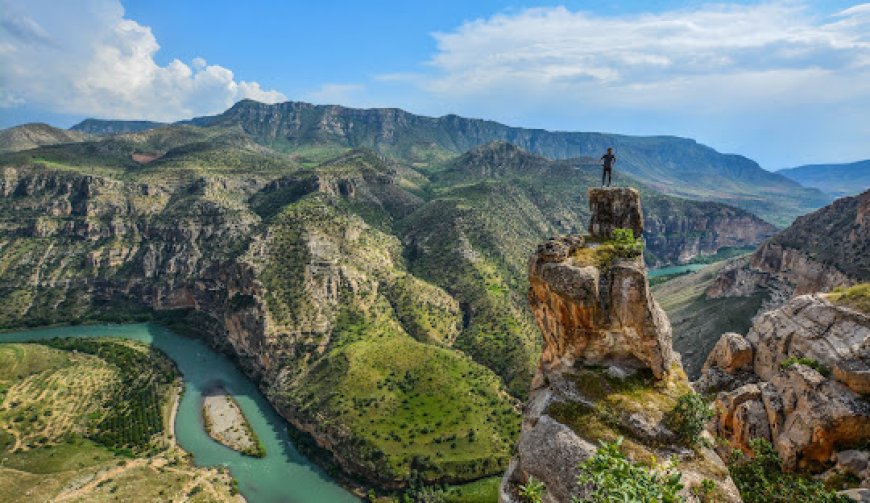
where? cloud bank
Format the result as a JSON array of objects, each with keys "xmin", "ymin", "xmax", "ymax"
[
  {"xmin": 377, "ymin": 2, "xmax": 870, "ymax": 167},
  {"xmin": 0, "ymin": 0, "xmax": 286, "ymax": 121},
  {"xmin": 424, "ymin": 3, "xmax": 870, "ymax": 113}
]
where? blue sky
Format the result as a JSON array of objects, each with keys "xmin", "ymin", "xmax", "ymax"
[{"xmin": 1, "ymin": 0, "xmax": 868, "ymax": 169}]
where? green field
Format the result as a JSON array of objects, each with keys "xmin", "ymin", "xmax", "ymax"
[{"xmin": 0, "ymin": 341, "xmax": 238, "ymax": 503}]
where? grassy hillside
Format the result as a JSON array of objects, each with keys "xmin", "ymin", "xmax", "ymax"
[
  {"xmin": 0, "ymin": 340, "xmax": 237, "ymax": 503},
  {"xmin": 257, "ymin": 193, "xmax": 519, "ymax": 484},
  {"xmin": 0, "ymin": 123, "xmax": 89, "ymax": 153}
]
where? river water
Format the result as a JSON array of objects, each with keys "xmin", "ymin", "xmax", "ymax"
[{"xmin": 0, "ymin": 323, "xmax": 358, "ymax": 503}]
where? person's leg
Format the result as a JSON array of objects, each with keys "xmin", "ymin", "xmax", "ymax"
[
  {"xmin": 606, "ymin": 169, "xmax": 612, "ymax": 186},
  {"xmin": 602, "ymin": 169, "xmax": 606, "ymax": 187}
]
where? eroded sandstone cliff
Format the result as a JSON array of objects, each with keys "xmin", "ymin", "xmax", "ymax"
[{"xmin": 501, "ymin": 187, "xmax": 740, "ymax": 503}]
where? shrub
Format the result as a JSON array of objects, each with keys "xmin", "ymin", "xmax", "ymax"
[
  {"xmin": 610, "ymin": 228, "xmax": 643, "ymax": 258},
  {"xmin": 518, "ymin": 476, "xmax": 546, "ymax": 503},
  {"xmin": 574, "ymin": 437, "xmax": 684, "ymax": 502},
  {"xmin": 779, "ymin": 356, "xmax": 829, "ymax": 376},
  {"xmin": 728, "ymin": 439, "xmax": 851, "ymax": 503},
  {"xmin": 690, "ymin": 479, "xmax": 716, "ymax": 502},
  {"xmin": 668, "ymin": 392, "xmax": 714, "ymax": 446}
]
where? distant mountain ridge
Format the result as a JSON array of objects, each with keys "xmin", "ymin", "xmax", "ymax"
[
  {"xmin": 70, "ymin": 99, "xmax": 830, "ymax": 226},
  {"xmin": 70, "ymin": 118, "xmax": 166, "ymax": 135},
  {"xmin": 777, "ymin": 159, "xmax": 870, "ymax": 198},
  {"xmin": 0, "ymin": 123, "xmax": 89, "ymax": 152}
]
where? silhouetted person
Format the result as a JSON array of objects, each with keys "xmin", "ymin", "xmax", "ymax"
[{"xmin": 601, "ymin": 147, "xmax": 616, "ymax": 187}]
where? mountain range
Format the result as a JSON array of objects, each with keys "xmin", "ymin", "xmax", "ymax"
[
  {"xmin": 7, "ymin": 99, "xmax": 831, "ymax": 226},
  {"xmin": 0, "ymin": 98, "xmax": 844, "ymax": 491},
  {"xmin": 777, "ymin": 159, "xmax": 870, "ymax": 198}
]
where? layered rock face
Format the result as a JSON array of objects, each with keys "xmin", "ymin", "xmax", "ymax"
[
  {"xmin": 643, "ymin": 198, "xmax": 777, "ymax": 266},
  {"xmin": 502, "ymin": 188, "xmax": 740, "ymax": 503},
  {"xmin": 709, "ymin": 189, "xmax": 870, "ymax": 303},
  {"xmin": 698, "ymin": 294, "xmax": 870, "ymax": 477}
]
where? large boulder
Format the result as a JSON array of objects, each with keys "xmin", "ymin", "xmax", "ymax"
[{"xmin": 748, "ymin": 294, "xmax": 870, "ymax": 393}]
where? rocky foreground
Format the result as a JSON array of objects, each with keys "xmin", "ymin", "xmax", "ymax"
[
  {"xmin": 697, "ymin": 291, "xmax": 870, "ymax": 498},
  {"xmin": 500, "ymin": 188, "xmax": 741, "ymax": 502}
]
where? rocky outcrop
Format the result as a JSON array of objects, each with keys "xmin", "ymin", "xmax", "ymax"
[
  {"xmin": 587, "ymin": 187, "xmax": 644, "ymax": 239},
  {"xmin": 709, "ymin": 189, "xmax": 870, "ymax": 303},
  {"xmin": 698, "ymin": 294, "xmax": 870, "ymax": 474},
  {"xmin": 502, "ymin": 188, "xmax": 740, "ymax": 503}
]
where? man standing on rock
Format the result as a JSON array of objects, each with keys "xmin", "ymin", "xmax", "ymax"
[{"xmin": 601, "ymin": 147, "xmax": 616, "ymax": 187}]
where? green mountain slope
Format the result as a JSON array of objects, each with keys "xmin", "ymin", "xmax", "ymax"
[
  {"xmin": 70, "ymin": 118, "xmax": 167, "ymax": 135},
  {"xmin": 777, "ymin": 159, "xmax": 870, "ymax": 198}
]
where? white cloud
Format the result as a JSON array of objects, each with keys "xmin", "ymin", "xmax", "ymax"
[
  {"xmin": 420, "ymin": 2, "xmax": 870, "ymax": 114},
  {"xmin": 0, "ymin": 0, "xmax": 286, "ymax": 121}
]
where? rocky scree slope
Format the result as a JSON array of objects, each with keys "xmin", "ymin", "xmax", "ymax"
[
  {"xmin": 696, "ymin": 291, "xmax": 870, "ymax": 495},
  {"xmin": 500, "ymin": 188, "xmax": 740, "ymax": 503}
]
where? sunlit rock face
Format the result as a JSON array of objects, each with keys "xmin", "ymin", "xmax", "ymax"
[
  {"xmin": 699, "ymin": 294, "xmax": 870, "ymax": 473},
  {"xmin": 501, "ymin": 188, "xmax": 741, "ymax": 503}
]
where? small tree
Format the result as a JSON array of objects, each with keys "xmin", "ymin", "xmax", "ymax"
[{"xmin": 611, "ymin": 228, "xmax": 643, "ymax": 257}]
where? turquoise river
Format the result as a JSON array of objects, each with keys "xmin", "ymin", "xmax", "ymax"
[{"xmin": 0, "ymin": 323, "xmax": 359, "ymax": 503}]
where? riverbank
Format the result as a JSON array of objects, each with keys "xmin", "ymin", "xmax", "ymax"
[
  {"xmin": 202, "ymin": 386, "xmax": 265, "ymax": 458},
  {"xmin": 0, "ymin": 339, "xmax": 241, "ymax": 503},
  {"xmin": 0, "ymin": 323, "xmax": 359, "ymax": 503}
]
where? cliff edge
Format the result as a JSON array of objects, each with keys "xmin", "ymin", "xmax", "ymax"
[{"xmin": 500, "ymin": 187, "xmax": 740, "ymax": 502}]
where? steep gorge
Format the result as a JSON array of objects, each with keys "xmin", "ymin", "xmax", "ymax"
[{"xmin": 0, "ymin": 118, "xmax": 783, "ymax": 492}]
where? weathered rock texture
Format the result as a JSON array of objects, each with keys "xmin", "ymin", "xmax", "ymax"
[
  {"xmin": 587, "ymin": 187, "xmax": 644, "ymax": 239},
  {"xmin": 698, "ymin": 294, "xmax": 870, "ymax": 473},
  {"xmin": 502, "ymin": 189, "xmax": 740, "ymax": 503}
]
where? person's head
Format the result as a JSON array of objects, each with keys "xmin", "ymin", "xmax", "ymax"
[{"xmin": 607, "ymin": 147, "xmax": 613, "ymax": 153}]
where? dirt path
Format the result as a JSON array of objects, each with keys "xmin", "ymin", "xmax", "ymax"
[{"xmin": 53, "ymin": 459, "xmax": 147, "ymax": 502}]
